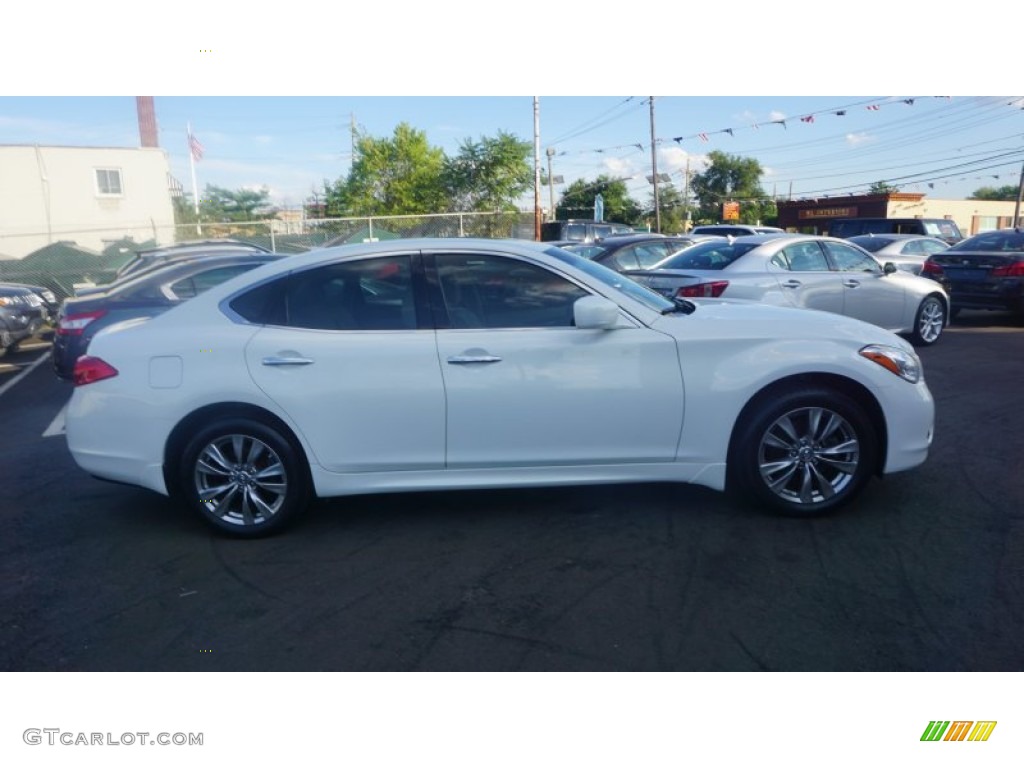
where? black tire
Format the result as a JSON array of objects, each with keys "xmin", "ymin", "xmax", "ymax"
[
  {"xmin": 729, "ymin": 387, "xmax": 878, "ymax": 517},
  {"xmin": 178, "ymin": 417, "xmax": 311, "ymax": 537},
  {"xmin": 909, "ymin": 294, "xmax": 945, "ymax": 346}
]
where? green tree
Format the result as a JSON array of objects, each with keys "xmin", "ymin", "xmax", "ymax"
[
  {"xmin": 443, "ymin": 131, "xmax": 533, "ymax": 212},
  {"xmin": 868, "ymin": 180, "xmax": 900, "ymax": 194},
  {"xmin": 326, "ymin": 123, "xmax": 446, "ymax": 216},
  {"xmin": 646, "ymin": 183, "xmax": 687, "ymax": 233},
  {"xmin": 690, "ymin": 151, "xmax": 771, "ymax": 224},
  {"xmin": 171, "ymin": 195, "xmax": 199, "ymax": 227},
  {"xmin": 199, "ymin": 185, "xmax": 274, "ymax": 222},
  {"xmin": 970, "ymin": 185, "xmax": 1020, "ymax": 201},
  {"xmin": 556, "ymin": 175, "xmax": 642, "ymax": 225}
]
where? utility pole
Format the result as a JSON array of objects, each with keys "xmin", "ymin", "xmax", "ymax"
[
  {"xmin": 1014, "ymin": 161, "xmax": 1024, "ymax": 227},
  {"xmin": 682, "ymin": 156, "xmax": 691, "ymax": 231},
  {"xmin": 534, "ymin": 97, "xmax": 542, "ymax": 241},
  {"xmin": 649, "ymin": 97, "xmax": 661, "ymax": 233},
  {"xmin": 546, "ymin": 147, "xmax": 556, "ymax": 221},
  {"xmin": 350, "ymin": 113, "xmax": 357, "ymax": 162}
]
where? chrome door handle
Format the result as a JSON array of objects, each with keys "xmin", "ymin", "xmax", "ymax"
[
  {"xmin": 842, "ymin": 279, "xmax": 860, "ymax": 288},
  {"xmin": 262, "ymin": 356, "xmax": 314, "ymax": 366},
  {"xmin": 782, "ymin": 280, "xmax": 802, "ymax": 288},
  {"xmin": 447, "ymin": 355, "xmax": 502, "ymax": 364}
]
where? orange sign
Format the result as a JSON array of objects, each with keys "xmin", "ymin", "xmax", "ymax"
[{"xmin": 723, "ymin": 201, "xmax": 740, "ymax": 220}]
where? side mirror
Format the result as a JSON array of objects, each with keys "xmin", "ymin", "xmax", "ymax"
[
  {"xmin": 883, "ymin": 262, "xmax": 898, "ymax": 275},
  {"xmin": 574, "ymin": 295, "xmax": 620, "ymax": 329}
]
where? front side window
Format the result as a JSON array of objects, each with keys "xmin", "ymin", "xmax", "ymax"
[
  {"xmin": 822, "ymin": 241, "xmax": 881, "ymax": 273},
  {"xmin": 95, "ymin": 168, "xmax": 123, "ymax": 196},
  {"xmin": 169, "ymin": 265, "xmax": 259, "ymax": 300},
  {"xmin": 436, "ymin": 253, "xmax": 588, "ymax": 329}
]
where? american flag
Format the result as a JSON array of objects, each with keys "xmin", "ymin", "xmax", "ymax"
[
  {"xmin": 697, "ymin": 132, "xmax": 709, "ymax": 143},
  {"xmin": 800, "ymin": 115, "xmax": 815, "ymax": 123},
  {"xmin": 189, "ymin": 132, "xmax": 204, "ymax": 161},
  {"xmin": 866, "ymin": 104, "xmax": 880, "ymax": 111}
]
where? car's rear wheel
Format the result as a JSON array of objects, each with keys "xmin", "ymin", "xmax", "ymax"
[
  {"xmin": 730, "ymin": 387, "xmax": 878, "ymax": 516},
  {"xmin": 179, "ymin": 417, "xmax": 311, "ymax": 537},
  {"xmin": 909, "ymin": 294, "xmax": 945, "ymax": 346}
]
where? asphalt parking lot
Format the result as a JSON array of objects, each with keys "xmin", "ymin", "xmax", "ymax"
[{"xmin": 1, "ymin": 312, "xmax": 1022, "ymax": 671}]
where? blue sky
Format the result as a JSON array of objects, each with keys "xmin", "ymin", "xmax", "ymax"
[
  {"xmin": 0, "ymin": 6, "xmax": 1014, "ymax": 211},
  {"xmin": 2, "ymin": 95, "xmax": 1021, "ymax": 210}
]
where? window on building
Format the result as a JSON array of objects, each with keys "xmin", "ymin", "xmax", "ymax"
[{"xmin": 95, "ymin": 168, "xmax": 123, "ymax": 196}]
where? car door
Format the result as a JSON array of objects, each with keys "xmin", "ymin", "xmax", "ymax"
[
  {"xmin": 771, "ymin": 240, "xmax": 845, "ymax": 313},
  {"xmin": 242, "ymin": 253, "xmax": 447, "ymax": 473},
  {"xmin": 427, "ymin": 250, "xmax": 684, "ymax": 468},
  {"xmin": 821, "ymin": 240, "xmax": 906, "ymax": 329}
]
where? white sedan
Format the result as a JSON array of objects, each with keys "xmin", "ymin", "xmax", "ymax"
[
  {"xmin": 628, "ymin": 234, "xmax": 949, "ymax": 346},
  {"xmin": 65, "ymin": 238, "xmax": 935, "ymax": 536}
]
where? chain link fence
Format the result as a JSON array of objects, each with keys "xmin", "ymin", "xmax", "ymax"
[{"xmin": 0, "ymin": 211, "xmax": 539, "ymax": 300}]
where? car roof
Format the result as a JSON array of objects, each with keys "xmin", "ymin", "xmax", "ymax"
[
  {"xmin": 849, "ymin": 233, "xmax": 940, "ymax": 241},
  {"xmin": 72, "ymin": 253, "xmax": 285, "ymax": 302},
  {"xmin": 135, "ymin": 239, "xmax": 270, "ymax": 256}
]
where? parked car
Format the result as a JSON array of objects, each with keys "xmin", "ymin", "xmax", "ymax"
[
  {"xmin": 0, "ymin": 283, "xmax": 47, "ymax": 357},
  {"xmin": 920, "ymin": 228, "xmax": 1024, "ymax": 317},
  {"xmin": 540, "ymin": 219, "xmax": 634, "ymax": 243},
  {"xmin": 560, "ymin": 234, "xmax": 721, "ymax": 271},
  {"xmin": 829, "ymin": 218, "xmax": 963, "ymax": 245},
  {"xmin": 689, "ymin": 224, "xmax": 786, "ymax": 237},
  {"xmin": 115, "ymin": 239, "xmax": 271, "ymax": 280},
  {"xmin": 628, "ymin": 234, "xmax": 949, "ymax": 346},
  {"xmin": 846, "ymin": 234, "xmax": 949, "ymax": 275},
  {"xmin": 52, "ymin": 252, "xmax": 285, "ymax": 380},
  {"xmin": 75, "ymin": 242, "xmax": 272, "ymax": 298},
  {"xmin": 12, "ymin": 283, "xmax": 60, "ymax": 321},
  {"xmin": 65, "ymin": 238, "xmax": 934, "ymax": 536}
]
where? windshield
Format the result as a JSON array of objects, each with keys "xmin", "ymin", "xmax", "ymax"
[
  {"xmin": 947, "ymin": 230, "xmax": 1024, "ymax": 252},
  {"xmin": 546, "ymin": 247, "xmax": 674, "ymax": 313},
  {"xmin": 562, "ymin": 243, "xmax": 608, "ymax": 259},
  {"xmin": 652, "ymin": 240, "xmax": 761, "ymax": 270},
  {"xmin": 848, "ymin": 237, "xmax": 890, "ymax": 253}
]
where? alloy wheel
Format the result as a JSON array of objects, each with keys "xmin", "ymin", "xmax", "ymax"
[
  {"xmin": 193, "ymin": 434, "xmax": 289, "ymax": 528},
  {"xmin": 757, "ymin": 406, "xmax": 860, "ymax": 506}
]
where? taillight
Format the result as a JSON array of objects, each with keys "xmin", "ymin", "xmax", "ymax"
[
  {"xmin": 676, "ymin": 281, "xmax": 729, "ymax": 298},
  {"xmin": 73, "ymin": 356, "xmax": 119, "ymax": 386},
  {"xmin": 921, "ymin": 259, "xmax": 944, "ymax": 277},
  {"xmin": 991, "ymin": 261, "xmax": 1024, "ymax": 277},
  {"xmin": 57, "ymin": 309, "xmax": 107, "ymax": 336}
]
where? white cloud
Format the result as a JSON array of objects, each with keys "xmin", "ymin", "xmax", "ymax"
[{"xmin": 846, "ymin": 132, "xmax": 872, "ymax": 146}]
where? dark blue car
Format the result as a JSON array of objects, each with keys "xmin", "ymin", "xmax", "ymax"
[
  {"xmin": 52, "ymin": 252, "xmax": 284, "ymax": 380},
  {"xmin": 922, "ymin": 228, "xmax": 1024, "ymax": 317}
]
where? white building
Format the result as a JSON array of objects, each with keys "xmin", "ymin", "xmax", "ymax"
[{"xmin": 0, "ymin": 145, "xmax": 176, "ymax": 259}]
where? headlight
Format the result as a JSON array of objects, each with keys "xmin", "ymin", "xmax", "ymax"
[{"xmin": 859, "ymin": 344, "xmax": 922, "ymax": 383}]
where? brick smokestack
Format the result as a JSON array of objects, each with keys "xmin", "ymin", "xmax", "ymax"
[{"xmin": 137, "ymin": 96, "xmax": 158, "ymax": 148}]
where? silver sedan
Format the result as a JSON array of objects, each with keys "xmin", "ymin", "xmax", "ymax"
[
  {"xmin": 628, "ymin": 234, "xmax": 950, "ymax": 345},
  {"xmin": 846, "ymin": 234, "xmax": 949, "ymax": 275}
]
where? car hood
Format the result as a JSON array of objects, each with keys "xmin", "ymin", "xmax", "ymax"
[{"xmin": 650, "ymin": 297, "xmax": 915, "ymax": 353}]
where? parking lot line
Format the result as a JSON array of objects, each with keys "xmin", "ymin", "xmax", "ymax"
[
  {"xmin": 43, "ymin": 402, "xmax": 69, "ymax": 437},
  {"xmin": 0, "ymin": 351, "xmax": 49, "ymax": 398}
]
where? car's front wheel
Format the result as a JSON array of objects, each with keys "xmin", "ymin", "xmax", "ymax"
[
  {"xmin": 909, "ymin": 294, "xmax": 945, "ymax": 346},
  {"xmin": 179, "ymin": 417, "xmax": 311, "ymax": 537},
  {"xmin": 730, "ymin": 387, "xmax": 878, "ymax": 516}
]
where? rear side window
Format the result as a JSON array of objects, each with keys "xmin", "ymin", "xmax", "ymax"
[{"xmin": 227, "ymin": 255, "xmax": 417, "ymax": 329}]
